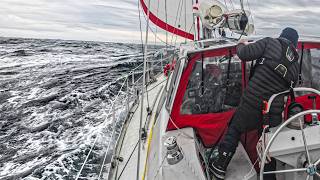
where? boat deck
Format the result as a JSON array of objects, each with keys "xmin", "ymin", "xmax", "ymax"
[{"xmin": 107, "ymin": 74, "xmax": 167, "ymax": 180}]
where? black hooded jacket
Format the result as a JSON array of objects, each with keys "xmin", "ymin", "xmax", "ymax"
[{"xmin": 233, "ymin": 37, "xmax": 300, "ymax": 132}]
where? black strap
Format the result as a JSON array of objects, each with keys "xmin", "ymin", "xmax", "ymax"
[
  {"xmin": 271, "ymin": 38, "xmax": 299, "ymax": 88},
  {"xmin": 226, "ymin": 49, "xmax": 232, "ymax": 88},
  {"xmin": 289, "ymin": 88, "xmax": 296, "ymax": 102},
  {"xmin": 201, "ymin": 53, "xmax": 204, "ymax": 94},
  {"xmin": 248, "ymin": 38, "xmax": 268, "ymax": 80},
  {"xmin": 249, "ymin": 60, "xmax": 255, "ymax": 80},
  {"xmin": 298, "ymin": 43, "xmax": 304, "ymax": 85}
]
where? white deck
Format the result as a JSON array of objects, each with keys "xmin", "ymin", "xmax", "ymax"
[{"xmin": 107, "ymin": 74, "xmax": 167, "ymax": 180}]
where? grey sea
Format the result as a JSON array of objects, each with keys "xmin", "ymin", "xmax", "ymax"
[{"xmin": 0, "ymin": 37, "xmax": 161, "ymax": 179}]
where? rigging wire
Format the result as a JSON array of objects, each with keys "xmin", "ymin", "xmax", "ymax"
[
  {"xmin": 229, "ymin": 0, "xmax": 235, "ymax": 9},
  {"xmin": 170, "ymin": 0, "xmax": 183, "ymax": 46},
  {"xmin": 76, "ymin": 77, "xmax": 128, "ymax": 180},
  {"xmin": 223, "ymin": 0, "xmax": 229, "ymax": 10},
  {"xmin": 146, "ymin": 23, "xmax": 171, "ymax": 45},
  {"xmin": 165, "ymin": 0, "xmax": 168, "ymax": 50},
  {"xmin": 184, "ymin": 0, "xmax": 187, "ymax": 43},
  {"xmin": 139, "ymin": 0, "xmax": 191, "ymax": 47},
  {"xmin": 154, "ymin": 0, "xmax": 160, "ymax": 45},
  {"xmin": 173, "ymin": 0, "xmax": 185, "ymax": 46},
  {"xmin": 98, "ymin": 99, "xmax": 124, "ymax": 178},
  {"xmin": 246, "ymin": 0, "xmax": 256, "ymax": 34},
  {"xmin": 138, "ymin": 0, "xmax": 151, "ymax": 110},
  {"xmin": 137, "ymin": 0, "xmax": 151, "ymax": 179},
  {"xmin": 139, "ymin": 2, "xmax": 173, "ymax": 46}
]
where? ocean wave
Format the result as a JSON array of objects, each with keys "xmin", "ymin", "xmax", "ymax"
[{"xmin": 0, "ymin": 37, "xmax": 162, "ymax": 179}]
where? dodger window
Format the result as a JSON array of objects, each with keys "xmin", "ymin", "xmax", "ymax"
[{"xmin": 180, "ymin": 54, "xmax": 242, "ymax": 114}]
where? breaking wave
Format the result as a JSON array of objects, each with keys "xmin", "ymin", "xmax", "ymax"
[{"xmin": 0, "ymin": 37, "xmax": 161, "ymax": 179}]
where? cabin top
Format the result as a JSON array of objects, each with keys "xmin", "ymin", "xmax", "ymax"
[
  {"xmin": 165, "ymin": 37, "xmax": 320, "ymax": 147},
  {"xmin": 178, "ymin": 36, "xmax": 320, "ymax": 57}
]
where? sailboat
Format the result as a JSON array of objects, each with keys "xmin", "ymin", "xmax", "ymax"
[{"xmin": 82, "ymin": 0, "xmax": 320, "ymax": 180}]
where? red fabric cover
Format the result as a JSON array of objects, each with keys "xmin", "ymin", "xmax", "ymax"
[
  {"xmin": 190, "ymin": 110, "xmax": 235, "ymax": 147},
  {"xmin": 298, "ymin": 42, "xmax": 320, "ymax": 49},
  {"xmin": 167, "ymin": 47, "xmax": 237, "ymax": 147},
  {"xmin": 163, "ymin": 59, "xmax": 176, "ymax": 76},
  {"xmin": 284, "ymin": 93, "xmax": 320, "ymax": 122},
  {"xmin": 166, "ymin": 41, "xmax": 320, "ymax": 148}
]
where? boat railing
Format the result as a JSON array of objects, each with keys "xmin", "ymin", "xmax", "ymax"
[{"xmin": 75, "ymin": 50, "xmax": 174, "ymax": 180}]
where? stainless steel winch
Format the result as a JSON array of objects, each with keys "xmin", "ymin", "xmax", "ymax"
[{"xmin": 164, "ymin": 136, "xmax": 184, "ymax": 165}]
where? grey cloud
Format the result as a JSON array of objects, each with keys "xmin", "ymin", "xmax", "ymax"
[{"xmin": 0, "ymin": 0, "xmax": 319, "ymax": 42}]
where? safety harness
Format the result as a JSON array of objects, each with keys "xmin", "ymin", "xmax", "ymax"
[
  {"xmin": 261, "ymin": 38, "xmax": 299, "ymax": 88},
  {"xmin": 254, "ymin": 38, "xmax": 300, "ymax": 127},
  {"xmin": 251, "ymin": 38, "xmax": 300, "ymax": 166}
]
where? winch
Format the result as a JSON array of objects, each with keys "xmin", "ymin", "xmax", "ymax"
[{"xmin": 164, "ymin": 136, "xmax": 184, "ymax": 165}]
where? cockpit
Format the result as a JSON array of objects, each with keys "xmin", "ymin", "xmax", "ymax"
[
  {"xmin": 153, "ymin": 39, "xmax": 320, "ymax": 180},
  {"xmin": 180, "ymin": 54, "xmax": 242, "ymax": 115}
]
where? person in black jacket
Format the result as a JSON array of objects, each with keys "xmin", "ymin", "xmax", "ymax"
[{"xmin": 209, "ymin": 27, "xmax": 300, "ymax": 180}]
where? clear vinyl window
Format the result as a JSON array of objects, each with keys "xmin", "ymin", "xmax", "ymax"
[
  {"xmin": 166, "ymin": 57, "xmax": 182, "ymax": 110},
  {"xmin": 310, "ymin": 49, "xmax": 320, "ymax": 90},
  {"xmin": 180, "ymin": 55, "xmax": 242, "ymax": 115}
]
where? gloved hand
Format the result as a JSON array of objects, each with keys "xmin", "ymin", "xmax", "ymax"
[{"xmin": 238, "ymin": 39, "xmax": 250, "ymax": 45}]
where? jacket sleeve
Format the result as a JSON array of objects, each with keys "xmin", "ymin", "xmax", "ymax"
[{"xmin": 237, "ymin": 37, "xmax": 269, "ymax": 61}]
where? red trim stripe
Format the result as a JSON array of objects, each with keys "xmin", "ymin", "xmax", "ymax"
[
  {"xmin": 298, "ymin": 42, "xmax": 320, "ymax": 49},
  {"xmin": 140, "ymin": 0, "xmax": 194, "ymax": 40}
]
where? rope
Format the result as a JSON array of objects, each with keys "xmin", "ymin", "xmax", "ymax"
[
  {"xmin": 167, "ymin": 112, "xmax": 193, "ymax": 139},
  {"xmin": 153, "ymin": 156, "xmax": 167, "ymax": 179},
  {"xmin": 244, "ymin": 158, "xmax": 259, "ymax": 179}
]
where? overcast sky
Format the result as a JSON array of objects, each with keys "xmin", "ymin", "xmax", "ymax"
[{"xmin": 0, "ymin": 0, "xmax": 319, "ymax": 43}]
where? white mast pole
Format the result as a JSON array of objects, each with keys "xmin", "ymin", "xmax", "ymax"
[{"xmin": 137, "ymin": 0, "xmax": 150, "ymax": 179}]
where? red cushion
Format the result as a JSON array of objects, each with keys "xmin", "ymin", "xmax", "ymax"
[{"xmin": 285, "ymin": 93, "xmax": 320, "ymax": 122}]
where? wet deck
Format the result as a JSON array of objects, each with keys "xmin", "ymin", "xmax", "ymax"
[{"xmin": 107, "ymin": 74, "xmax": 166, "ymax": 180}]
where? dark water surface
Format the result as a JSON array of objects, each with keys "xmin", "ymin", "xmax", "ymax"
[{"xmin": 0, "ymin": 37, "xmax": 160, "ymax": 179}]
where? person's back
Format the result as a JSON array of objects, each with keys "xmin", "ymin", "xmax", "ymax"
[
  {"xmin": 236, "ymin": 37, "xmax": 300, "ymax": 131},
  {"xmin": 209, "ymin": 27, "xmax": 300, "ymax": 180}
]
